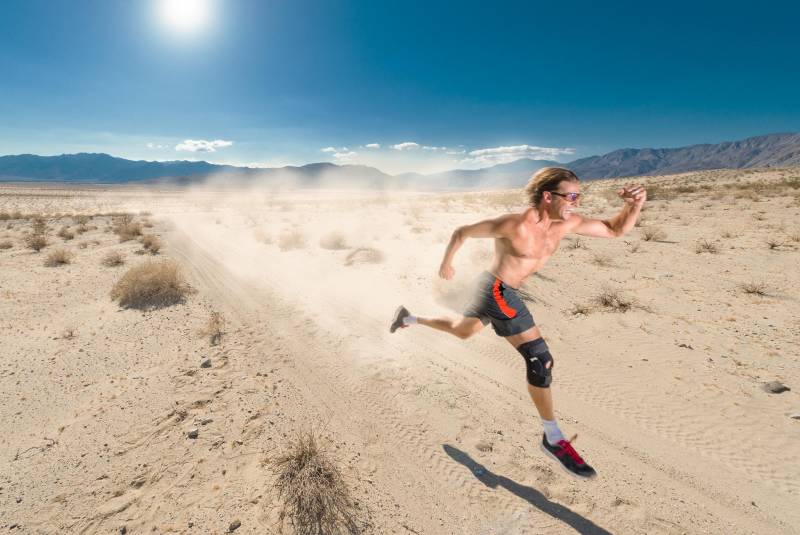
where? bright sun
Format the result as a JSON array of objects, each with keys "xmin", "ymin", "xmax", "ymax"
[{"xmin": 157, "ymin": 0, "xmax": 213, "ymax": 34}]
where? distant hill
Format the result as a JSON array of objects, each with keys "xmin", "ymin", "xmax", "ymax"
[
  {"xmin": 2, "ymin": 132, "xmax": 799, "ymax": 187},
  {"xmin": 566, "ymin": 133, "xmax": 800, "ymax": 179}
]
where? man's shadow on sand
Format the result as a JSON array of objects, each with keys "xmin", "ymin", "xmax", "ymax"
[{"xmin": 442, "ymin": 444, "xmax": 612, "ymax": 535}]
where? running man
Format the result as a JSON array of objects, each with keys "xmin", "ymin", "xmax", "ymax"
[{"xmin": 390, "ymin": 167, "xmax": 646, "ymax": 480}]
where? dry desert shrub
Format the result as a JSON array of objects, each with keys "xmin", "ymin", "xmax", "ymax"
[
  {"xmin": 319, "ymin": 231, "xmax": 348, "ymax": 250},
  {"xmin": 140, "ymin": 234, "xmax": 162, "ymax": 254},
  {"xmin": 344, "ymin": 247, "xmax": 384, "ymax": 266},
  {"xmin": 740, "ymin": 282, "xmax": 767, "ymax": 296},
  {"xmin": 102, "ymin": 250, "xmax": 125, "ymax": 267},
  {"xmin": 31, "ymin": 216, "xmax": 47, "ymax": 235},
  {"xmin": 74, "ymin": 223, "xmax": 89, "ymax": 234},
  {"xmin": 0, "ymin": 212, "xmax": 11, "ymax": 221},
  {"xmin": 789, "ymin": 232, "xmax": 800, "ymax": 243},
  {"xmin": 110, "ymin": 260, "xmax": 191, "ymax": 309},
  {"xmin": 57, "ymin": 226, "xmax": 75, "ymax": 240},
  {"xmin": 0, "ymin": 240, "xmax": 12, "ymax": 250},
  {"xmin": 25, "ymin": 233, "xmax": 47, "ymax": 252},
  {"xmin": 279, "ymin": 230, "xmax": 307, "ymax": 251},
  {"xmin": 113, "ymin": 214, "xmax": 142, "ymax": 242},
  {"xmin": 720, "ymin": 229, "xmax": 735, "ymax": 239},
  {"xmin": 590, "ymin": 253, "xmax": 614, "ymax": 267},
  {"xmin": 593, "ymin": 288, "xmax": 634, "ymax": 312},
  {"xmin": 44, "ymin": 248, "xmax": 73, "ymax": 267},
  {"xmin": 272, "ymin": 432, "xmax": 361, "ymax": 535},
  {"xmin": 73, "ymin": 215, "xmax": 91, "ymax": 225},
  {"xmin": 641, "ymin": 226, "xmax": 666, "ymax": 242},
  {"xmin": 198, "ymin": 311, "xmax": 225, "ymax": 346},
  {"xmin": 694, "ymin": 239, "xmax": 719, "ymax": 254},
  {"xmin": 766, "ymin": 238, "xmax": 785, "ymax": 250}
]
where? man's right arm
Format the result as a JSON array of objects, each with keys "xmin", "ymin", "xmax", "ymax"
[{"xmin": 439, "ymin": 215, "xmax": 516, "ymax": 279}]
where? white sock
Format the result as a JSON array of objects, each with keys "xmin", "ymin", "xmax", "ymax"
[
  {"xmin": 542, "ymin": 418, "xmax": 564, "ymax": 446},
  {"xmin": 403, "ymin": 315, "xmax": 417, "ymax": 326}
]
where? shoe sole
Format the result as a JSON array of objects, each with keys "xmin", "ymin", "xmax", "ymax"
[
  {"xmin": 389, "ymin": 306, "xmax": 407, "ymax": 333},
  {"xmin": 539, "ymin": 443, "xmax": 597, "ymax": 481}
]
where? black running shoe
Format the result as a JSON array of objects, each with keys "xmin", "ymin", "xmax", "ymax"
[
  {"xmin": 389, "ymin": 305, "xmax": 410, "ymax": 333},
  {"xmin": 539, "ymin": 434, "xmax": 597, "ymax": 480}
]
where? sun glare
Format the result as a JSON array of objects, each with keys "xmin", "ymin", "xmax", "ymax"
[{"xmin": 157, "ymin": 0, "xmax": 213, "ymax": 34}]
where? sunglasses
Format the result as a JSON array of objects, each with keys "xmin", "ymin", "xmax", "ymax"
[{"xmin": 549, "ymin": 191, "xmax": 581, "ymax": 202}]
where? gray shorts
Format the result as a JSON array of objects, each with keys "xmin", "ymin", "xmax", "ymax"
[{"xmin": 463, "ymin": 271, "xmax": 535, "ymax": 337}]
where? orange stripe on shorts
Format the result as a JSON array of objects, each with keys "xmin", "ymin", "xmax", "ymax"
[{"xmin": 492, "ymin": 278, "xmax": 517, "ymax": 318}]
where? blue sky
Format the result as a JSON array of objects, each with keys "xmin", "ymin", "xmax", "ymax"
[{"xmin": 1, "ymin": 0, "xmax": 798, "ymax": 174}]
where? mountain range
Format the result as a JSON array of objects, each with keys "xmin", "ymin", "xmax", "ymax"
[{"xmin": 1, "ymin": 133, "xmax": 798, "ymax": 188}]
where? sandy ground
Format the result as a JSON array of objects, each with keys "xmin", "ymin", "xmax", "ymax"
[{"xmin": 1, "ymin": 168, "xmax": 799, "ymax": 534}]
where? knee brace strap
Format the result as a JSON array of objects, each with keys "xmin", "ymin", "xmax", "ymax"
[{"xmin": 516, "ymin": 338, "xmax": 553, "ymax": 388}]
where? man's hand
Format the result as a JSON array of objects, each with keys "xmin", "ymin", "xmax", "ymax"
[
  {"xmin": 439, "ymin": 263, "xmax": 455, "ymax": 280},
  {"xmin": 618, "ymin": 185, "xmax": 647, "ymax": 206}
]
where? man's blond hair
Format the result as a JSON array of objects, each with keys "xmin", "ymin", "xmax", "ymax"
[{"xmin": 524, "ymin": 167, "xmax": 580, "ymax": 206}]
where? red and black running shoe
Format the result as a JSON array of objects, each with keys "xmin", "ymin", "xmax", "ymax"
[
  {"xmin": 389, "ymin": 305, "xmax": 410, "ymax": 333},
  {"xmin": 540, "ymin": 434, "xmax": 597, "ymax": 480}
]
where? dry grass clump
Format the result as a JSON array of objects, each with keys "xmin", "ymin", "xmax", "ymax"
[
  {"xmin": 273, "ymin": 432, "xmax": 361, "ymax": 535},
  {"xmin": 140, "ymin": 234, "xmax": 162, "ymax": 254},
  {"xmin": 590, "ymin": 253, "xmax": 614, "ymax": 267},
  {"xmin": 720, "ymin": 229, "xmax": 735, "ymax": 239},
  {"xmin": 110, "ymin": 260, "xmax": 191, "ymax": 309},
  {"xmin": 113, "ymin": 214, "xmax": 142, "ymax": 242},
  {"xmin": 199, "ymin": 311, "xmax": 225, "ymax": 346},
  {"xmin": 641, "ymin": 226, "xmax": 666, "ymax": 242},
  {"xmin": 279, "ymin": 230, "xmax": 307, "ymax": 251},
  {"xmin": 102, "ymin": 250, "xmax": 125, "ymax": 267},
  {"xmin": 25, "ymin": 233, "xmax": 48, "ymax": 252},
  {"xmin": 73, "ymin": 215, "xmax": 91, "ymax": 225},
  {"xmin": 319, "ymin": 231, "xmax": 348, "ymax": 250},
  {"xmin": 766, "ymin": 238, "xmax": 786, "ymax": 250},
  {"xmin": 57, "ymin": 226, "xmax": 75, "ymax": 240},
  {"xmin": 31, "ymin": 217, "xmax": 47, "ymax": 235},
  {"xmin": 44, "ymin": 248, "xmax": 73, "ymax": 267},
  {"xmin": 695, "ymin": 239, "xmax": 719, "ymax": 254},
  {"xmin": 0, "ymin": 240, "xmax": 12, "ymax": 250},
  {"xmin": 344, "ymin": 247, "xmax": 384, "ymax": 266},
  {"xmin": 740, "ymin": 282, "xmax": 767, "ymax": 296},
  {"xmin": 593, "ymin": 288, "xmax": 635, "ymax": 312}
]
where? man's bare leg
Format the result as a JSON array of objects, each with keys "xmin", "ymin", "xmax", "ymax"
[{"xmin": 416, "ymin": 315, "xmax": 484, "ymax": 339}]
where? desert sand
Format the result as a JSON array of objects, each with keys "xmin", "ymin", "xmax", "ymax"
[{"xmin": 1, "ymin": 168, "xmax": 799, "ymax": 534}]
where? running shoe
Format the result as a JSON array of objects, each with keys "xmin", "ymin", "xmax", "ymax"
[
  {"xmin": 539, "ymin": 433, "xmax": 597, "ymax": 480},
  {"xmin": 389, "ymin": 305, "xmax": 410, "ymax": 333}
]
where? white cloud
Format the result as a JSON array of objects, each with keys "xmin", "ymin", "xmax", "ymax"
[
  {"xmin": 321, "ymin": 146, "xmax": 337, "ymax": 153},
  {"xmin": 365, "ymin": 143, "xmax": 381, "ymax": 149},
  {"xmin": 333, "ymin": 151, "xmax": 358, "ymax": 164},
  {"xmin": 459, "ymin": 144, "xmax": 575, "ymax": 167},
  {"xmin": 146, "ymin": 142, "xmax": 169, "ymax": 149},
  {"xmin": 175, "ymin": 139, "xmax": 234, "ymax": 153},
  {"xmin": 392, "ymin": 141, "xmax": 420, "ymax": 151},
  {"xmin": 422, "ymin": 145, "xmax": 447, "ymax": 152}
]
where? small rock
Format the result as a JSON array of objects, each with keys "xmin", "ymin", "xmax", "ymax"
[
  {"xmin": 228, "ymin": 519, "xmax": 241, "ymax": 532},
  {"xmin": 200, "ymin": 358, "xmax": 212, "ymax": 369},
  {"xmin": 200, "ymin": 418, "xmax": 213, "ymax": 425},
  {"xmin": 120, "ymin": 526, "xmax": 127, "ymax": 534},
  {"xmin": 789, "ymin": 413, "xmax": 800, "ymax": 420},
  {"xmin": 763, "ymin": 381, "xmax": 790, "ymax": 394},
  {"xmin": 475, "ymin": 440, "xmax": 493, "ymax": 452},
  {"xmin": 187, "ymin": 428, "xmax": 199, "ymax": 439},
  {"xmin": 677, "ymin": 343, "xmax": 694, "ymax": 350},
  {"xmin": 15, "ymin": 496, "xmax": 22, "ymax": 503}
]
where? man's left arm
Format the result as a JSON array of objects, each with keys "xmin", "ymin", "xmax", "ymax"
[{"xmin": 571, "ymin": 185, "xmax": 647, "ymax": 238}]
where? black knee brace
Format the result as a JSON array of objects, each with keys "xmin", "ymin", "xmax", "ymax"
[{"xmin": 516, "ymin": 338, "xmax": 553, "ymax": 388}]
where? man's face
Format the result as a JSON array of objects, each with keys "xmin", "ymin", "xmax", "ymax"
[{"xmin": 546, "ymin": 181, "xmax": 581, "ymax": 221}]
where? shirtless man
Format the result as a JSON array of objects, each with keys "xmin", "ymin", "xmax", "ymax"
[{"xmin": 390, "ymin": 167, "xmax": 646, "ymax": 480}]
